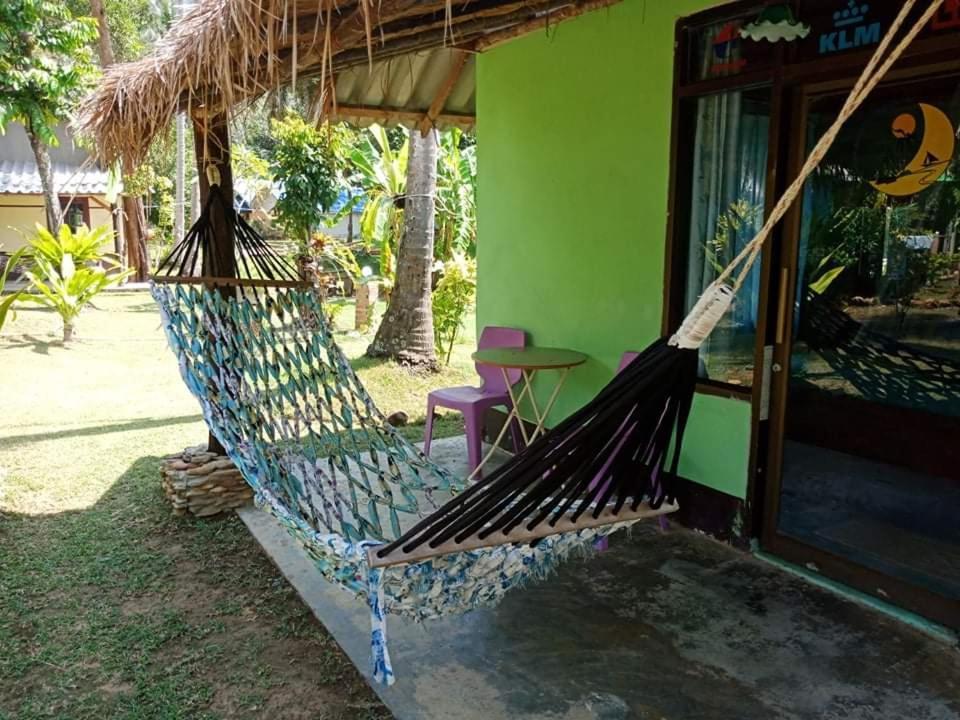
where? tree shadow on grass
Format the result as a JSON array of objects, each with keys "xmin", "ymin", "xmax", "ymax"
[
  {"xmin": 346, "ymin": 354, "xmax": 392, "ymax": 373},
  {"xmin": 107, "ymin": 301, "xmax": 160, "ymax": 314},
  {"xmin": 0, "ymin": 334, "xmax": 56, "ymax": 355},
  {"xmin": 348, "ymin": 353, "xmax": 446, "ymax": 378},
  {"xmin": 0, "ymin": 453, "xmax": 390, "ymax": 720},
  {"xmin": 0, "ymin": 414, "xmax": 203, "ymax": 448}
]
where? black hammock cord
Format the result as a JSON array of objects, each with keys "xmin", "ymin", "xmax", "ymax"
[
  {"xmin": 375, "ymin": 340, "xmax": 699, "ymax": 560},
  {"xmin": 155, "ymin": 185, "xmax": 300, "ymax": 284}
]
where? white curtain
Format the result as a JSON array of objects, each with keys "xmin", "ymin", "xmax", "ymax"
[{"xmin": 685, "ymin": 90, "xmax": 768, "ymax": 380}]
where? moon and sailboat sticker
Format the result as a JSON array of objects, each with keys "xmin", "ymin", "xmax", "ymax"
[{"xmin": 869, "ymin": 103, "xmax": 956, "ymax": 197}]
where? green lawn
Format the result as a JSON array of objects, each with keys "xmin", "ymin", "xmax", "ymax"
[{"xmin": 0, "ymin": 291, "xmax": 476, "ymax": 720}]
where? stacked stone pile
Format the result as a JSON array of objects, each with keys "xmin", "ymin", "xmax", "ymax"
[{"xmin": 161, "ymin": 446, "xmax": 253, "ymax": 516}]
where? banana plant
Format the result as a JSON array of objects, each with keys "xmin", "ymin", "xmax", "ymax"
[
  {"xmin": 435, "ymin": 129, "xmax": 477, "ymax": 260},
  {"xmin": 350, "ymin": 125, "xmax": 408, "ymax": 286}
]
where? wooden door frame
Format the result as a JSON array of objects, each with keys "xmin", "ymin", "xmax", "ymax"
[{"xmin": 758, "ymin": 64, "xmax": 960, "ymax": 631}]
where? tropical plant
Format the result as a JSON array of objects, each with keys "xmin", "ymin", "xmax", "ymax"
[
  {"xmin": 435, "ymin": 129, "xmax": 477, "ymax": 260},
  {"xmin": 0, "ymin": 247, "xmax": 29, "ymax": 332},
  {"xmin": 351, "ymin": 125, "xmax": 408, "ymax": 285},
  {"xmin": 269, "ymin": 114, "xmax": 346, "ymax": 256},
  {"xmin": 125, "ymin": 163, "xmax": 175, "ymax": 268},
  {"xmin": 233, "ymin": 144, "xmax": 274, "ymax": 210},
  {"xmin": 19, "ymin": 224, "xmax": 130, "ymax": 341},
  {"xmin": 28, "ymin": 222, "xmax": 115, "ymax": 268},
  {"xmin": 0, "ymin": 0, "xmax": 99, "ymax": 233},
  {"xmin": 70, "ymin": 0, "xmax": 172, "ymax": 64},
  {"xmin": 808, "ymin": 251, "xmax": 847, "ymax": 296},
  {"xmin": 705, "ymin": 199, "xmax": 763, "ymax": 274},
  {"xmin": 310, "ymin": 231, "xmax": 363, "ymax": 291},
  {"xmin": 432, "ymin": 253, "xmax": 477, "ymax": 365}
]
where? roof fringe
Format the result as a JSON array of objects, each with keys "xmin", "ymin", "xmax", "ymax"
[{"xmin": 74, "ymin": 0, "xmax": 621, "ymax": 168}]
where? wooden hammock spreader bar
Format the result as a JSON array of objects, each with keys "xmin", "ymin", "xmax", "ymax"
[
  {"xmin": 365, "ymin": 500, "xmax": 678, "ymax": 568},
  {"xmin": 151, "ymin": 275, "xmax": 313, "ymax": 289}
]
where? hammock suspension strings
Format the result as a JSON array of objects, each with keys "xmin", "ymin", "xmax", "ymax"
[
  {"xmin": 156, "ymin": 184, "xmax": 301, "ymax": 285},
  {"xmin": 370, "ymin": 340, "xmax": 696, "ymax": 565}
]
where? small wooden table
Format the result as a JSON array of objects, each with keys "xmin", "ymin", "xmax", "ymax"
[{"xmin": 470, "ymin": 346, "xmax": 587, "ymax": 478}]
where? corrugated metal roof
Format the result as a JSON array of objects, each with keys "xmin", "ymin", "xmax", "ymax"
[
  {"xmin": 0, "ymin": 160, "xmax": 112, "ymax": 196},
  {"xmin": 330, "ymin": 47, "xmax": 475, "ymax": 130}
]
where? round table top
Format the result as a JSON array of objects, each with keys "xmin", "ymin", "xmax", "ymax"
[{"xmin": 472, "ymin": 346, "xmax": 588, "ymax": 370}]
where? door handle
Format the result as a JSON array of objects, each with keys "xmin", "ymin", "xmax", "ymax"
[{"xmin": 775, "ymin": 267, "xmax": 790, "ymax": 345}]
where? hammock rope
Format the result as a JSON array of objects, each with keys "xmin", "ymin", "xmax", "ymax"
[{"xmin": 150, "ymin": 0, "xmax": 939, "ymax": 685}]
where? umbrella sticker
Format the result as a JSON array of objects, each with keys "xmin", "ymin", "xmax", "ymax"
[{"xmin": 741, "ymin": 4, "xmax": 810, "ymax": 42}]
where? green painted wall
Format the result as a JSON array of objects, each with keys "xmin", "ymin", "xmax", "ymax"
[{"xmin": 476, "ymin": 0, "xmax": 751, "ymax": 499}]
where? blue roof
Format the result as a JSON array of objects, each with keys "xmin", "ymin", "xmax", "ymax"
[{"xmin": 329, "ymin": 188, "xmax": 366, "ymax": 214}]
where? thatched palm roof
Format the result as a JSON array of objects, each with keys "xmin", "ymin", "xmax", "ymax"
[{"xmin": 76, "ymin": 0, "xmax": 619, "ymax": 167}]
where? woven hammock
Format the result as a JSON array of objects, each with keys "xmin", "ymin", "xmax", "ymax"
[
  {"xmin": 154, "ymin": 190, "xmax": 657, "ymax": 686},
  {"xmin": 151, "ymin": 0, "xmax": 938, "ymax": 686}
]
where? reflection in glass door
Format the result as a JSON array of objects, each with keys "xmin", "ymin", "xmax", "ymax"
[{"xmin": 773, "ymin": 76, "xmax": 960, "ymax": 620}]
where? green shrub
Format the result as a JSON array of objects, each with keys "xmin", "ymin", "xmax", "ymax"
[
  {"xmin": 270, "ymin": 115, "xmax": 348, "ymax": 256},
  {"xmin": 432, "ymin": 253, "xmax": 476, "ymax": 365}
]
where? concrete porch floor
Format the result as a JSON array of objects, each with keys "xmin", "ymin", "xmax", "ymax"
[{"xmin": 238, "ymin": 436, "xmax": 960, "ymax": 720}]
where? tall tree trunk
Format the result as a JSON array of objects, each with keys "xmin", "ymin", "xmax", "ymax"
[
  {"xmin": 27, "ymin": 125, "xmax": 62, "ymax": 234},
  {"xmin": 89, "ymin": 0, "xmax": 115, "ymax": 65},
  {"xmin": 91, "ymin": 0, "xmax": 148, "ymax": 281},
  {"xmin": 368, "ymin": 129, "xmax": 438, "ymax": 367},
  {"xmin": 122, "ymin": 195, "xmax": 149, "ymax": 281}
]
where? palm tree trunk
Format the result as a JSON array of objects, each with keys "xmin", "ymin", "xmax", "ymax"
[
  {"xmin": 368, "ymin": 129, "xmax": 438, "ymax": 367},
  {"xmin": 27, "ymin": 125, "xmax": 62, "ymax": 234}
]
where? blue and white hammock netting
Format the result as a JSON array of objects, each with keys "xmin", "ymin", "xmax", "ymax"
[{"xmin": 153, "ymin": 281, "xmax": 636, "ymax": 685}]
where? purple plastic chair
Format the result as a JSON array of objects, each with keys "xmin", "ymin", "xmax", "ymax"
[{"xmin": 423, "ymin": 326, "xmax": 526, "ymax": 474}]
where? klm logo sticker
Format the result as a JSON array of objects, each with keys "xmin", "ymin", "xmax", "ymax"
[{"xmin": 818, "ymin": 1, "xmax": 881, "ymax": 54}]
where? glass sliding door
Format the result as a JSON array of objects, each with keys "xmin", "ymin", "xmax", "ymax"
[{"xmin": 767, "ymin": 75, "xmax": 960, "ymax": 627}]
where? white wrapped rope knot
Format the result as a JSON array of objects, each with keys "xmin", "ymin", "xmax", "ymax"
[{"xmin": 669, "ymin": 282, "xmax": 735, "ymax": 350}]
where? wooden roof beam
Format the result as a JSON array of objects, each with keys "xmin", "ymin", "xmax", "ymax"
[
  {"xmin": 331, "ymin": 103, "xmax": 475, "ymax": 129},
  {"xmin": 419, "ymin": 49, "xmax": 469, "ymax": 136}
]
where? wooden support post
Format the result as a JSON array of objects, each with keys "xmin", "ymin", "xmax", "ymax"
[
  {"xmin": 192, "ymin": 110, "xmax": 236, "ymax": 455},
  {"xmin": 192, "ymin": 111, "xmax": 237, "ymax": 279}
]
